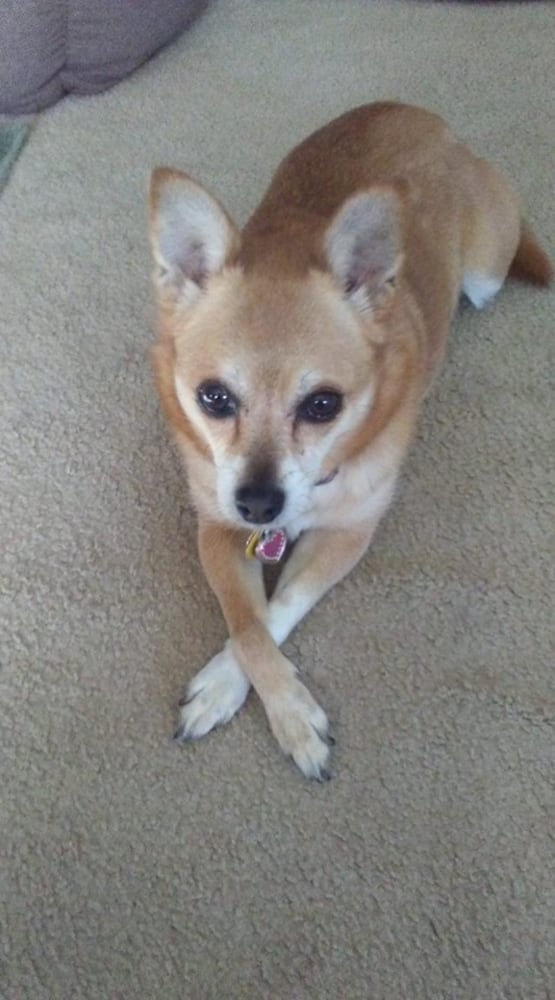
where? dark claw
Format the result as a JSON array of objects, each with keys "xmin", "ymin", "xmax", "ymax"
[
  {"xmin": 317, "ymin": 768, "xmax": 332, "ymax": 783},
  {"xmin": 325, "ymin": 733, "xmax": 336, "ymax": 746},
  {"xmin": 173, "ymin": 726, "xmax": 189, "ymax": 743},
  {"xmin": 178, "ymin": 688, "xmax": 197, "ymax": 707}
]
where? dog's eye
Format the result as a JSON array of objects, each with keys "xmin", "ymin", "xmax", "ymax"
[
  {"xmin": 197, "ymin": 381, "xmax": 238, "ymax": 418},
  {"xmin": 297, "ymin": 390, "xmax": 343, "ymax": 423}
]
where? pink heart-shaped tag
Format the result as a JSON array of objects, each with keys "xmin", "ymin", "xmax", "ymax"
[{"xmin": 255, "ymin": 529, "xmax": 287, "ymax": 563}]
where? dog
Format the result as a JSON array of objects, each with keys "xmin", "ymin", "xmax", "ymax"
[{"xmin": 148, "ymin": 101, "xmax": 551, "ymax": 779}]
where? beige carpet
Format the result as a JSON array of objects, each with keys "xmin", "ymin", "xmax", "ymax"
[{"xmin": 2, "ymin": 2, "xmax": 554, "ymax": 997}]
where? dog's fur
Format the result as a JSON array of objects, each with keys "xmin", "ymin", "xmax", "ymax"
[{"xmin": 148, "ymin": 102, "xmax": 551, "ymax": 779}]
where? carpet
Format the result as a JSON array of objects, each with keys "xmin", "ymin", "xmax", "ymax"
[{"xmin": 1, "ymin": 2, "xmax": 554, "ymax": 998}]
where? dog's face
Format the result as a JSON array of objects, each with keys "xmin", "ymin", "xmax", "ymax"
[
  {"xmin": 150, "ymin": 169, "xmax": 405, "ymax": 533},
  {"xmin": 170, "ymin": 270, "xmax": 379, "ymax": 530}
]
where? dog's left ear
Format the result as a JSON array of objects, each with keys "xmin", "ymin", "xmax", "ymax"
[
  {"xmin": 325, "ymin": 188, "xmax": 402, "ymax": 313},
  {"xmin": 149, "ymin": 168, "xmax": 240, "ymax": 307}
]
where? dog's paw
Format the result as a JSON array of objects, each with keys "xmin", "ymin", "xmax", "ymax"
[
  {"xmin": 174, "ymin": 649, "xmax": 250, "ymax": 742},
  {"xmin": 266, "ymin": 679, "xmax": 332, "ymax": 781}
]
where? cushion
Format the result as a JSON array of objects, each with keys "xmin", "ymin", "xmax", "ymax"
[{"xmin": 0, "ymin": 0, "xmax": 203, "ymax": 115}]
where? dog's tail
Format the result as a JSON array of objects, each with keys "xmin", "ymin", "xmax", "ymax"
[{"xmin": 509, "ymin": 224, "xmax": 553, "ymax": 287}]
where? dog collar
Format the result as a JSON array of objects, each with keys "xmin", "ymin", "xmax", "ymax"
[
  {"xmin": 315, "ymin": 467, "xmax": 338, "ymax": 487},
  {"xmin": 245, "ymin": 528, "xmax": 288, "ymax": 563}
]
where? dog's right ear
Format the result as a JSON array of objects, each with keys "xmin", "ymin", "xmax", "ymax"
[{"xmin": 149, "ymin": 168, "xmax": 240, "ymax": 307}]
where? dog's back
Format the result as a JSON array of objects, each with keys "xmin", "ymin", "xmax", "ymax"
[{"xmin": 241, "ymin": 102, "xmax": 551, "ymax": 378}]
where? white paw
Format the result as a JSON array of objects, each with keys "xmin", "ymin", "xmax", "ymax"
[
  {"xmin": 462, "ymin": 271, "xmax": 502, "ymax": 309},
  {"xmin": 266, "ymin": 679, "xmax": 332, "ymax": 781},
  {"xmin": 174, "ymin": 648, "xmax": 250, "ymax": 742}
]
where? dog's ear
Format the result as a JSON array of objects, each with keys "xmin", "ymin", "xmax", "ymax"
[
  {"xmin": 325, "ymin": 188, "xmax": 402, "ymax": 313},
  {"xmin": 149, "ymin": 168, "xmax": 240, "ymax": 306}
]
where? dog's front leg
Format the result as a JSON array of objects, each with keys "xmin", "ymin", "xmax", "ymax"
[
  {"xmin": 176, "ymin": 520, "xmax": 334, "ymax": 778},
  {"xmin": 173, "ymin": 523, "xmax": 265, "ymax": 744},
  {"xmin": 176, "ymin": 519, "xmax": 377, "ymax": 777},
  {"xmin": 265, "ymin": 525, "xmax": 376, "ymax": 647}
]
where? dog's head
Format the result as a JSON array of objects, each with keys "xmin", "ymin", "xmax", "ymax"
[{"xmin": 149, "ymin": 169, "xmax": 413, "ymax": 532}]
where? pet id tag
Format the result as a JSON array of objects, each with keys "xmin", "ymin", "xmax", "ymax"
[{"xmin": 245, "ymin": 528, "xmax": 287, "ymax": 563}]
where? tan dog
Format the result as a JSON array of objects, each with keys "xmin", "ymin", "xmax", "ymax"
[{"xmin": 148, "ymin": 102, "xmax": 551, "ymax": 779}]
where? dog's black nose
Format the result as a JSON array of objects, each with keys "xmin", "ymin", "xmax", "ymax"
[{"xmin": 235, "ymin": 483, "xmax": 285, "ymax": 524}]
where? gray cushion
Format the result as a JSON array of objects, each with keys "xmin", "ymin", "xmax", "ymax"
[{"xmin": 0, "ymin": 0, "xmax": 203, "ymax": 115}]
